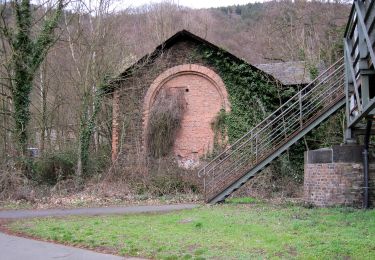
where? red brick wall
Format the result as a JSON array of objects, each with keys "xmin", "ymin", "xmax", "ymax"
[
  {"xmin": 303, "ymin": 145, "xmax": 375, "ymax": 207},
  {"xmin": 111, "ymin": 89, "xmax": 120, "ymax": 162},
  {"xmin": 113, "ymin": 41, "xmax": 204, "ymax": 162},
  {"xmin": 143, "ymin": 64, "xmax": 230, "ymax": 168},
  {"xmin": 369, "ymin": 164, "xmax": 375, "ymax": 207},
  {"xmin": 304, "ymin": 163, "xmax": 364, "ymax": 207}
]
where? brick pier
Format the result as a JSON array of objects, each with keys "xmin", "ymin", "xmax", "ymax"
[{"xmin": 304, "ymin": 145, "xmax": 375, "ymax": 207}]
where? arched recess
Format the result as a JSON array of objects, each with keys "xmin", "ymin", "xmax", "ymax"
[{"xmin": 143, "ymin": 64, "xmax": 230, "ymax": 168}]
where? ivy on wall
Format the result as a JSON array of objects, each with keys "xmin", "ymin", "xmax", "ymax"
[
  {"xmin": 111, "ymin": 39, "xmax": 344, "ymax": 183},
  {"xmin": 199, "ymin": 47, "xmax": 292, "ymax": 142},
  {"xmin": 197, "ymin": 45, "xmax": 344, "ymax": 183},
  {"xmin": 197, "ymin": 46, "xmax": 317, "ymax": 182}
]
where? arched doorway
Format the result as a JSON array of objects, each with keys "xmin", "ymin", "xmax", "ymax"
[{"xmin": 143, "ymin": 64, "xmax": 230, "ymax": 168}]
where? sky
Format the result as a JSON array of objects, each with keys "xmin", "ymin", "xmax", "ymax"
[{"xmin": 124, "ymin": 0, "xmax": 263, "ymax": 9}]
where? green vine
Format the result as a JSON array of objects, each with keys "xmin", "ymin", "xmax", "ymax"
[
  {"xmin": 197, "ymin": 46, "xmax": 344, "ymax": 182},
  {"xmin": 9, "ymin": 0, "xmax": 65, "ymax": 157},
  {"xmin": 211, "ymin": 108, "xmax": 228, "ymax": 151},
  {"xmin": 197, "ymin": 46, "xmax": 310, "ymax": 181},
  {"xmin": 199, "ymin": 47, "xmax": 280, "ymax": 142},
  {"xmin": 78, "ymin": 79, "xmax": 108, "ymax": 176}
]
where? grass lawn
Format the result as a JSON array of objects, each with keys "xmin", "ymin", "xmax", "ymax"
[{"xmin": 7, "ymin": 199, "xmax": 375, "ymax": 259}]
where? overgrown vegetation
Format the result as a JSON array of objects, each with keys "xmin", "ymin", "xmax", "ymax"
[
  {"xmin": 0, "ymin": 151, "xmax": 111, "ymax": 202},
  {"xmin": 32, "ymin": 150, "xmax": 77, "ymax": 185},
  {"xmin": 2, "ymin": 0, "xmax": 64, "ymax": 157},
  {"xmin": 0, "ymin": 163, "xmax": 24, "ymax": 200},
  {"xmin": 200, "ymin": 47, "xmax": 283, "ymax": 142},
  {"xmin": 77, "ymin": 83, "xmax": 108, "ymax": 178},
  {"xmin": 199, "ymin": 46, "xmax": 345, "ymax": 184},
  {"xmin": 211, "ymin": 108, "xmax": 228, "ymax": 151},
  {"xmin": 147, "ymin": 89, "xmax": 186, "ymax": 158},
  {"xmin": 106, "ymin": 154, "xmax": 201, "ymax": 197},
  {"xmin": 8, "ymin": 202, "xmax": 375, "ymax": 259}
]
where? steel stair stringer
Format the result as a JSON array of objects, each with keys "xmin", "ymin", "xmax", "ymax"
[
  {"xmin": 198, "ymin": 58, "xmax": 346, "ymax": 203},
  {"xmin": 208, "ymin": 97, "xmax": 345, "ymax": 204}
]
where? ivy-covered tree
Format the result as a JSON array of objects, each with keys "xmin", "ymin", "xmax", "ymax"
[
  {"xmin": 0, "ymin": 0, "xmax": 65, "ymax": 158},
  {"xmin": 63, "ymin": 0, "xmax": 119, "ymax": 177}
]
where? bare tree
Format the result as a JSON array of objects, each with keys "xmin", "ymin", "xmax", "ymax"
[
  {"xmin": 62, "ymin": 0, "xmax": 127, "ymax": 177},
  {"xmin": 0, "ymin": 0, "xmax": 66, "ymax": 160}
]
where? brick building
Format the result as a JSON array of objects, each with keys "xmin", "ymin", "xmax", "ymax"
[{"xmin": 108, "ymin": 30, "xmax": 310, "ymax": 168}]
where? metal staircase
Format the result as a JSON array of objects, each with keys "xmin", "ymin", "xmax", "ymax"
[
  {"xmin": 198, "ymin": 0, "xmax": 375, "ymax": 204},
  {"xmin": 198, "ymin": 58, "xmax": 346, "ymax": 203},
  {"xmin": 344, "ymin": 0, "xmax": 375, "ymax": 209},
  {"xmin": 344, "ymin": 0, "xmax": 375, "ymax": 131}
]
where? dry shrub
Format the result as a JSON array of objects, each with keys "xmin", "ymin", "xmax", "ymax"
[
  {"xmin": 104, "ymin": 151, "xmax": 150, "ymax": 194},
  {"xmin": 147, "ymin": 157, "xmax": 201, "ymax": 196},
  {"xmin": 0, "ymin": 161, "xmax": 44, "ymax": 202},
  {"xmin": 50, "ymin": 178, "xmax": 82, "ymax": 196},
  {"xmin": 104, "ymin": 152, "xmax": 202, "ymax": 197},
  {"xmin": 147, "ymin": 89, "xmax": 185, "ymax": 158},
  {"xmin": 0, "ymin": 163, "xmax": 24, "ymax": 200},
  {"xmin": 232, "ymin": 166, "xmax": 302, "ymax": 199}
]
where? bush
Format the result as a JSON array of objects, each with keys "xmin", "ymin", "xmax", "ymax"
[
  {"xmin": 31, "ymin": 144, "xmax": 111, "ymax": 185},
  {"xmin": 0, "ymin": 162, "xmax": 25, "ymax": 200},
  {"xmin": 148, "ymin": 158, "xmax": 200, "ymax": 196},
  {"xmin": 32, "ymin": 150, "xmax": 77, "ymax": 185},
  {"xmin": 106, "ymin": 154, "xmax": 201, "ymax": 197},
  {"xmin": 84, "ymin": 146, "xmax": 111, "ymax": 177}
]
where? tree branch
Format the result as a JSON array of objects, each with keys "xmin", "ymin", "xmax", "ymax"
[{"xmin": 31, "ymin": 0, "xmax": 66, "ymax": 73}]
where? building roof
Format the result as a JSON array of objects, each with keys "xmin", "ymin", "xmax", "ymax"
[
  {"xmin": 108, "ymin": 30, "xmax": 310, "ymax": 93},
  {"xmin": 255, "ymin": 61, "xmax": 311, "ymax": 86}
]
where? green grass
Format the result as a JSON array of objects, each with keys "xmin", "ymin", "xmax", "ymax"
[
  {"xmin": 225, "ymin": 196, "xmax": 260, "ymax": 204},
  {"xmin": 8, "ymin": 202, "xmax": 375, "ymax": 259}
]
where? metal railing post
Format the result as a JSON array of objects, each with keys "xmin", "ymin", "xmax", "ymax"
[
  {"xmin": 203, "ymin": 175, "xmax": 206, "ymax": 200},
  {"xmin": 250, "ymin": 132, "xmax": 254, "ymax": 163},
  {"xmin": 255, "ymin": 133, "xmax": 258, "ymax": 163},
  {"xmin": 299, "ymin": 91, "xmax": 303, "ymax": 129}
]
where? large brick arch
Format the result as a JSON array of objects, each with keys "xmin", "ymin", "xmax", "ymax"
[{"xmin": 143, "ymin": 64, "xmax": 230, "ymax": 168}]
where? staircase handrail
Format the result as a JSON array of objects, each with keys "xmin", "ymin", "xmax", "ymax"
[{"xmin": 198, "ymin": 57, "xmax": 344, "ymax": 178}]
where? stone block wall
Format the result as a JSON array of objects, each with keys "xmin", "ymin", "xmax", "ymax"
[{"xmin": 304, "ymin": 145, "xmax": 375, "ymax": 207}]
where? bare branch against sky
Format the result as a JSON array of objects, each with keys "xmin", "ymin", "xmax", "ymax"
[{"xmin": 122, "ymin": 0, "xmax": 264, "ymax": 9}]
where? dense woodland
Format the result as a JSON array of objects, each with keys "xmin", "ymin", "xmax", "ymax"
[{"xmin": 0, "ymin": 0, "xmax": 351, "ymax": 200}]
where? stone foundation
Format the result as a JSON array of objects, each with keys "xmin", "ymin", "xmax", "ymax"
[{"xmin": 304, "ymin": 145, "xmax": 375, "ymax": 207}]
